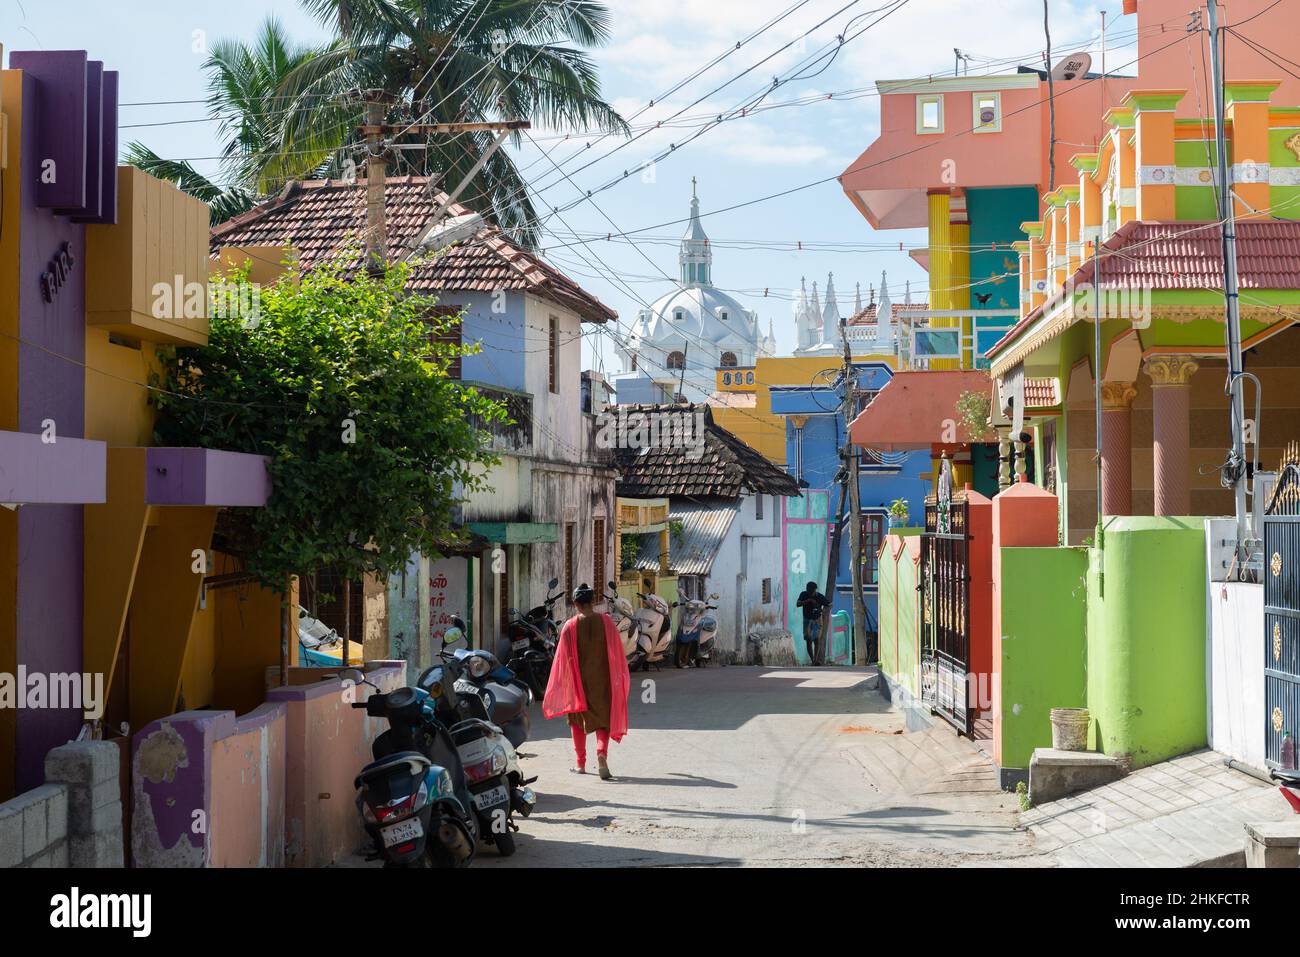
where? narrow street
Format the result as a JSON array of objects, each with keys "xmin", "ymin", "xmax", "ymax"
[{"xmin": 348, "ymin": 665, "xmax": 1031, "ymax": 868}]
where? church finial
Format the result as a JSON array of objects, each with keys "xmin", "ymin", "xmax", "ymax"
[
  {"xmin": 855, "ymin": 282, "xmax": 862, "ymax": 315},
  {"xmin": 691, "ymin": 175, "xmax": 697, "ymax": 199}
]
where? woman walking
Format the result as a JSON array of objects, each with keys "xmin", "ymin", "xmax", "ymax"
[{"xmin": 543, "ymin": 583, "xmax": 631, "ymax": 780}]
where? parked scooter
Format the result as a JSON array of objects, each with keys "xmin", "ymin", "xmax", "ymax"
[
  {"xmin": 419, "ymin": 621, "xmax": 533, "ymax": 857},
  {"xmin": 350, "ymin": 682, "xmax": 478, "ymax": 868},
  {"xmin": 604, "ymin": 582, "xmax": 640, "ymax": 668},
  {"xmin": 497, "ymin": 577, "xmax": 564, "ymax": 699},
  {"xmin": 449, "ymin": 645, "xmax": 532, "ymax": 751},
  {"xmin": 630, "ymin": 589, "xmax": 673, "ymax": 671},
  {"xmin": 673, "ymin": 594, "xmax": 720, "ymax": 668}
]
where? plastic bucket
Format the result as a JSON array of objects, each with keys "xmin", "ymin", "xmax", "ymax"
[{"xmin": 1050, "ymin": 707, "xmax": 1090, "ymax": 751}]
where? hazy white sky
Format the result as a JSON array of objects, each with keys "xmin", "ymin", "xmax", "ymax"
[{"xmin": 2, "ymin": 0, "xmax": 1141, "ymax": 371}]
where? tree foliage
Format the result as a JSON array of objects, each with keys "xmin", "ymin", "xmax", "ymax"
[{"xmin": 152, "ymin": 257, "xmax": 506, "ymax": 590}]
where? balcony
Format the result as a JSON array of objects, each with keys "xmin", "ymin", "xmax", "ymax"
[
  {"xmin": 465, "ymin": 382, "xmax": 532, "ymax": 454},
  {"xmin": 848, "ymin": 309, "xmax": 1019, "ymax": 371},
  {"xmin": 84, "ymin": 166, "xmax": 210, "ymax": 346}
]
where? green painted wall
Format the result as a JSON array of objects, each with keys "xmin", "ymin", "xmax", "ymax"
[
  {"xmin": 897, "ymin": 554, "xmax": 918, "ymax": 697},
  {"xmin": 1086, "ymin": 516, "xmax": 1208, "ymax": 769},
  {"xmin": 999, "ymin": 545, "xmax": 1088, "ymax": 769}
]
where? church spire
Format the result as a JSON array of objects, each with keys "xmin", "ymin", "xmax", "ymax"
[{"xmin": 680, "ymin": 177, "xmax": 712, "ymax": 286}]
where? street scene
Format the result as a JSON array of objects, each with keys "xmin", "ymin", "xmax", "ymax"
[{"xmin": 1, "ymin": 0, "xmax": 1300, "ymax": 916}]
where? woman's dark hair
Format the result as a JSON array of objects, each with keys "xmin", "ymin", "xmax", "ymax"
[{"xmin": 572, "ymin": 582, "xmax": 596, "ymax": 605}]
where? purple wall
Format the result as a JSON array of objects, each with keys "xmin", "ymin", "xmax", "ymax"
[{"xmin": 11, "ymin": 68, "xmax": 91, "ymax": 792}]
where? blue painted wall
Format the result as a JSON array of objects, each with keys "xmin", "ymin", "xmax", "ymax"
[
  {"xmin": 772, "ymin": 362, "xmax": 931, "ymax": 654},
  {"xmin": 437, "ymin": 291, "xmax": 527, "ymax": 389},
  {"xmin": 966, "ymin": 186, "xmax": 1039, "ymax": 312}
]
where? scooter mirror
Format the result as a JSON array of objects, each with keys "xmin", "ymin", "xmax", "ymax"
[
  {"xmin": 548, "ymin": 577, "xmax": 559, "ymax": 590},
  {"xmin": 607, "ymin": 580, "xmax": 617, "ymax": 591},
  {"xmin": 451, "ymin": 615, "xmax": 466, "ymax": 631},
  {"xmin": 710, "ymin": 593, "xmax": 720, "ymax": 600}
]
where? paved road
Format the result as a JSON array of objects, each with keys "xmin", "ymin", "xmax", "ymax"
[{"xmin": 346, "ymin": 664, "xmax": 1031, "ymax": 868}]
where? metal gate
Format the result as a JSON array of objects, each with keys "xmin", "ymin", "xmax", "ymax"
[
  {"xmin": 1265, "ymin": 446, "xmax": 1300, "ymax": 767},
  {"xmin": 920, "ymin": 492, "xmax": 972, "ymax": 735}
]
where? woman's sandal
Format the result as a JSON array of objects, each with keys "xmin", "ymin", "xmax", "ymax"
[
  {"xmin": 597, "ymin": 757, "xmax": 614, "ymax": 781},
  {"xmin": 571, "ymin": 766, "xmax": 586, "ymax": 774}
]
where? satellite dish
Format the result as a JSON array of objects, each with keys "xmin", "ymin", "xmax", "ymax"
[{"xmin": 1050, "ymin": 52, "xmax": 1092, "ymax": 81}]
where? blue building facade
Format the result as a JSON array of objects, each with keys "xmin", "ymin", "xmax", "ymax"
[{"xmin": 769, "ymin": 361, "xmax": 931, "ymax": 661}]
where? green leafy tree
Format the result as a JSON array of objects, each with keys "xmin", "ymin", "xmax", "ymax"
[{"xmin": 151, "ymin": 256, "xmax": 506, "ymax": 591}]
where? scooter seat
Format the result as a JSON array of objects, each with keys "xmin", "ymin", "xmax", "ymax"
[{"xmin": 355, "ymin": 751, "xmax": 430, "ymax": 790}]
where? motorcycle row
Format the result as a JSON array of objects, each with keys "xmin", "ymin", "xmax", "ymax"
[{"xmin": 349, "ymin": 577, "xmax": 719, "ymax": 868}]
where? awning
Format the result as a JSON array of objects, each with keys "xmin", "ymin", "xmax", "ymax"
[
  {"xmin": 848, "ymin": 370, "xmax": 992, "ymax": 451},
  {"xmin": 631, "ymin": 505, "xmax": 736, "ymax": 577},
  {"xmin": 0, "ymin": 430, "xmax": 107, "ymax": 504},
  {"xmin": 466, "ymin": 521, "xmax": 559, "ymax": 544}
]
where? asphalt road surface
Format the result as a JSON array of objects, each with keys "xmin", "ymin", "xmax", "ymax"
[{"xmin": 344, "ymin": 664, "xmax": 1031, "ymax": 868}]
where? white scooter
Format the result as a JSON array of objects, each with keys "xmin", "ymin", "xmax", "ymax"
[
  {"xmin": 604, "ymin": 582, "xmax": 639, "ymax": 667},
  {"xmin": 673, "ymin": 594, "xmax": 720, "ymax": 668},
  {"xmin": 631, "ymin": 590, "xmax": 673, "ymax": 672}
]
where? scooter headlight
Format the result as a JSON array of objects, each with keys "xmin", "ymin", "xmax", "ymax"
[{"xmin": 466, "ymin": 656, "xmax": 491, "ymax": 679}]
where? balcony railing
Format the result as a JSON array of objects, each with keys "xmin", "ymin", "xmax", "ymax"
[
  {"xmin": 848, "ymin": 309, "xmax": 1019, "ymax": 371},
  {"xmin": 465, "ymin": 382, "xmax": 532, "ymax": 454}
]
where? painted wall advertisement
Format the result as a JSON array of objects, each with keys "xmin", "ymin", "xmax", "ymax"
[{"xmin": 429, "ymin": 557, "xmax": 468, "ymax": 646}]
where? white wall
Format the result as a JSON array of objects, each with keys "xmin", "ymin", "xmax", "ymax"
[
  {"xmin": 1206, "ymin": 519, "xmax": 1265, "ymax": 767},
  {"xmin": 701, "ymin": 492, "xmax": 787, "ymax": 659}
]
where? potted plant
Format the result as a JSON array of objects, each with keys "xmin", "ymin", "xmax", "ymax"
[{"xmin": 887, "ymin": 498, "xmax": 910, "ymax": 529}]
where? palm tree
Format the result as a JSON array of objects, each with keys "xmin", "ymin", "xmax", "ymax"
[
  {"xmin": 126, "ymin": 16, "xmax": 330, "ymax": 225},
  {"xmin": 273, "ymin": 0, "xmax": 629, "ymax": 247}
]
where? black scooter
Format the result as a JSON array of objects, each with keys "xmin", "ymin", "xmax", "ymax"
[
  {"xmin": 497, "ymin": 577, "xmax": 564, "ymax": 699},
  {"xmin": 351, "ymin": 684, "xmax": 478, "ymax": 868}
]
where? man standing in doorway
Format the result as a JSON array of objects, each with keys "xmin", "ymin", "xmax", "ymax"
[{"xmin": 797, "ymin": 582, "xmax": 832, "ymax": 665}]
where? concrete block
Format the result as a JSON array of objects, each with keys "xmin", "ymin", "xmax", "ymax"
[
  {"xmin": 20, "ymin": 788, "xmax": 57, "ymax": 858},
  {"xmin": 47, "ymin": 842, "xmax": 69, "ymax": 867},
  {"xmin": 1245, "ymin": 821, "xmax": 1300, "ymax": 868},
  {"xmin": 0, "ymin": 804, "xmax": 23, "ymax": 868},
  {"xmin": 45, "ymin": 788, "xmax": 68, "ymax": 843},
  {"xmin": 90, "ymin": 801, "xmax": 121, "ymax": 833},
  {"xmin": 70, "ymin": 828, "xmax": 124, "ymax": 868},
  {"xmin": 1029, "ymin": 748, "xmax": 1125, "ymax": 805},
  {"xmin": 44, "ymin": 741, "xmax": 119, "ymax": 788}
]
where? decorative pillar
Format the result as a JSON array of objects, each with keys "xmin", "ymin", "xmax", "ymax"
[
  {"xmin": 1061, "ymin": 185, "xmax": 1081, "ymax": 277},
  {"xmin": 1127, "ymin": 89, "xmax": 1184, "ymax": 222},
  {"xmin": 1226, "ymin": 81, "xmax": 1280, "ymax": 220},
  {"xmin": 1105, "ymin": 107, "xmax": 1137, "ymax": 228},
  {"xmin": 1023, "ymin": 222, "xmax": 1046, "ymax": 312},
  {"xmin": 1100, "ymin": 381, "xmax": 1138, "ymax": 516},
  {"xmin": 1072, "ymin": 153, "xmax": 1102, "ymax": 258},
  {"xmin": 1144, "ymin": 355, "xmax": 1199, "ymax": 516},
  {"xmin": 996, "ymin": 426, "xmax": 1013, "ymax": 490}
]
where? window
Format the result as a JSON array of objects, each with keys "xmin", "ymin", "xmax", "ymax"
[
  {"xmin": 630, "ymin": 353, "xmax": 637, "ymax": 372},
  {"xmin": 548, "ymin": 316, "xmax": 559, "ymax": 394},
  {"xmin": 854, "ymin": 388, "xmax": 879, "ymax": 417},
  {"xmin": 917, "ymin": 94, "xmax": 943, "ymax": 133},
  {"xmin": 859, "ymin": 512, "xmax": 886, "ymax": 586},
  {"xmin": 973, "ymin": 91, "xmax": 1001, "ymax": 133},
  {"xmin": 667, "ymin": 351, "xmax": 686, "ymax": 370},
  {"xmin": 720, "ymin": 352, "xmax": 737, "ymax": 367},
  {"xmin": 425, "ymin": 305, "xmax": 462, "ymax": 378},
  {"xmin": 719, "ymin": 310, "xmax": 728, "ymax": 322},
  {"xmin": 564, "ymin": 522, "xmax": 575, "ymax": 600},
  {"xmin": 593, "ymin": 518, "xmax": 606, "ymax": 593},
  {"xmin": 761, "ymin": 578, "xmax": 772, "ymax": 604},
  {"xmin": 755, "ymin": 494, "xmax": 764, "ymax": 520}
]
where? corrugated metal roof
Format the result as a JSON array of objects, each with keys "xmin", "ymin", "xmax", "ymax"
[{"xmin": 631, "ymin": 504, "xmax": 736, "ymax": 577}]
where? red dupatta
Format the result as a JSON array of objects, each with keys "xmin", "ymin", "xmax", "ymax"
[{"xmin": 542, "ymin": 612, "xmax": 631, "ymax": 742}]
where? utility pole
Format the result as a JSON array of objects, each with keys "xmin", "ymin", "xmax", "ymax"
[
  {"xmin": 841, "ymin": 316, "xmax": 869, "ymax": 665},
  {"xmin": 1206, "ymin": 0, "xmax": 1250, "ymax": 559},
  {"xmin": 355, "ymin": 102, "xmax": 529, "ymax": 276}
]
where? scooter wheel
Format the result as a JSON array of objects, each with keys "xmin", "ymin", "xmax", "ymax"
[{"xmin": 494, "ymin": 829, "xmax": 517, "ymax": 857}]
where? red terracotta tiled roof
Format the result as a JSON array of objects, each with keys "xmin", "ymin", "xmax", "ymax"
[
  {"xmin": 847, "ymin": 301, "xmax": 931, "ymax": 324},
  {"xmin": 990, "ymin": 219, "xmax": 1300, "ymax": 359},
  {"xmin": 210, "ymin": 177, "xmax": 616, "ymax": 324}
]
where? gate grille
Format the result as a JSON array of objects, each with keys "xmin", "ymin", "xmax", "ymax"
[
  {"xmin": 1264, "ymin": 442, "xmax": 1300, "ymax": 768},
  {"xmin": 920, "ymin": 493, "xmax": 972, "ymax": 735}
]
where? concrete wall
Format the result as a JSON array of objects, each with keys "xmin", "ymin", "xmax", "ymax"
[
  {"xmin": 272, "ymin": 662, "xmax": 403, "ymax": 868},
  {"xmin": 1087, "ymin": 516, "xmax": 1209, "ymax": 769},
  {"xmin": 997, "ymin": 547, "xmax": 1089, "ymax": 773},
  {"xmin": 131, "ymin": 661, "xmax": 403, "ymax": 868},
  {"xmin": 877, "ymin": 534, "xmax": 921, "ymax": 703},
  {"xmin": 0, "ymin": 741, "xmax": 123, "ymax": 868}
]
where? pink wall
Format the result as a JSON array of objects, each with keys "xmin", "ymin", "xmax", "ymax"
[
  {"xmin": 132, "ymin": 660, "xmax": 405, "ymax": 868},
  {"xmin": 271, "ymin": 661, "xmax": 405, "ymax": 869}
]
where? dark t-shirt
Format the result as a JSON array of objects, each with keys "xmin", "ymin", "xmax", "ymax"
[{"xmin": 797, "ymin": 591, "xmax": 829, "ymax": 621}]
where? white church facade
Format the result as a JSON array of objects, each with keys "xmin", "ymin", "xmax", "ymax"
[{"xmin": 612, "ymin": 184, "xmax": 775, "ymax": 404}]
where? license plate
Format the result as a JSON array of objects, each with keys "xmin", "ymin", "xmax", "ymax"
[
  {"xmin": 511, "ymin": 638, "xmax": 529, "ymax": 651},
  {"xmin": 472, "ymin": 785, "xmax": 508, "ymax": 810},
  {"xmin": 380, "ymin": 816, "xmax": 423, "ymax": 847}
]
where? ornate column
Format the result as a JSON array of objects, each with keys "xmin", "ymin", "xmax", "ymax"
[
  {"xmin": 1100, "ymin": 381, "xmax": 1138, "ymax": 516},
  {"xmin": 1144, "ymin": 355, "xmax": 1199, "ymax": 516},
  {"xmin": 996, "ymin": 426, "xmax": 1013, "ymax": 490}
]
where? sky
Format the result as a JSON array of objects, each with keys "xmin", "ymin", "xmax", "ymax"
[{"xmin": 1, "ymin": 0, "xmax": 1142, "ymax": 373}]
